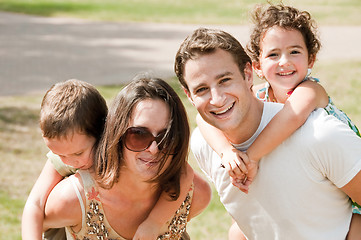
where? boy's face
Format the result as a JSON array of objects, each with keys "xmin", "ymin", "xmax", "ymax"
[
  {"xmin": 183, "ymin": 48, "xmax": 254, "ymax": 135},
  {"xmin": 43, "ymin": 132, "xmax": 96, "ymax": 170}
]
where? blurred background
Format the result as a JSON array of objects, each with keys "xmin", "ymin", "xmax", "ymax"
[{"xmin": 0, "ymin": 0, "xmax": 360, "ymax": 239}]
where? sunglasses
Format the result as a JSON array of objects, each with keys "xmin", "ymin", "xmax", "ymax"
[{"xmin": 123, "ymin": 127, "xmax": 168, "ymax": 152}]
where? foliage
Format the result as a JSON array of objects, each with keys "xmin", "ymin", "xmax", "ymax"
[{"xmin": 0, "ymin": 0, "xmax": 361, "ymax": 24}]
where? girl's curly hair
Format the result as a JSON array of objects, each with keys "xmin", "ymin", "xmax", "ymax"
[{"xmin": 247, "ymin": 4, "xmax": 321, "ymax": 63}]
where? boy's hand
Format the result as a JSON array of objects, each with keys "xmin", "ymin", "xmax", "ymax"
[
  {"xmin": 231, "ymin": 152, "xmax": 259, "ymax": 194},
  {"xmin": 133, "ymin": 219, "xmax": 161, "ymax": 240}
]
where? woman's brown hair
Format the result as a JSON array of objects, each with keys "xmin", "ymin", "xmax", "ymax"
[{"xmin": 94, "ymin": 76, "xmax": 190, "ymax": 200}]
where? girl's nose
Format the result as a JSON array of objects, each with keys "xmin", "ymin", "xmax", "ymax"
[{"xmin": 279, "ymin": 54, "xmax": 290, "ymax": 67}]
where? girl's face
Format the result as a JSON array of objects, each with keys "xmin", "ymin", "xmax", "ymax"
[
  {"xmin": 44, "ymin": 132, "xmax": 96, "ymax": 170},
  {"xmin": 254, "ymin": 26, "xmax": 314, "ymax": 92},
  {"xmin": 123, "ymin": 98, "xmax": 172, "ymax": 181}
]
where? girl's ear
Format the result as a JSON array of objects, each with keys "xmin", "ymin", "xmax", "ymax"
[
  {"xmin": 252, "ymin": 61, "xmax": 264, "ymax": 79},
  {"xmin": 308, "ymin": 55, "xmax": 316, "ymax": 68}
]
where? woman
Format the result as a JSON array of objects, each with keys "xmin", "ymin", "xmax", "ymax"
[{"xmin": 43, "ymin": 76, "xmax": 211, "ymax": 239}]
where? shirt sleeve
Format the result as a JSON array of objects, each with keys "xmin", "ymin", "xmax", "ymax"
[
  {"xmin": 190, "ymin": 128, "xmax": 215, "ymax": 183},
  {"xmin": 307, "ymin": 110, "xmax": 361, "ymax": 188},
  {"xmin": 47, "ymin": 151, "xmax": 77, "ymax": 177}
]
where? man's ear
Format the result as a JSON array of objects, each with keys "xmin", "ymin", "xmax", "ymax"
[
  {"xmin": 244, "ymin": 62, "xmax": 254, "ymax": 89},
  {"xmin": 183, "ymin": 87, "xmax": 195, "ymax": 106},
  {"xmin": 252, "ymin": 61, "xmax": 263, "ymax": 79}
]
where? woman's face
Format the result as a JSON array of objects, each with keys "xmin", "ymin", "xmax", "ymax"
[{"xmin": 123, "ymin": 98, "xmax": 172, "ymax": 181}]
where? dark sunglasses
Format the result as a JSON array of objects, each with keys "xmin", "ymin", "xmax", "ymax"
[{"xmin": 123, "ymin": 127, "xmax": 168, "ymax": 152}]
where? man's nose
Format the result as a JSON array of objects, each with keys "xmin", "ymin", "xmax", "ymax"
[{"xmin": 209, "ymin": 88, "xmax": 226, "ymax": 106}]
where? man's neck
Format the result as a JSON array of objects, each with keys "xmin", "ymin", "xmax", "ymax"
[{"xmin": 224, "ymin": 100, "xmax": 264, "ymax": 145}]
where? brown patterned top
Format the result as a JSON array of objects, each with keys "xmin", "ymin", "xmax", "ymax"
[{"xmin": 65, "ymin": 170, "xmax": 193, "ymax": 240}]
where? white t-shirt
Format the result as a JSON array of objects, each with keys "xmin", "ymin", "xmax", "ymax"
[
  {"xmin": 191, "ymin": 102, "xmax": 361, "ymax": 240},
  {"xmin": 47, "ymin": 151, "xmax": 77, "ymax": 177}
]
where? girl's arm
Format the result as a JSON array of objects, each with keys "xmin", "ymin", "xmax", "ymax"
[
  {"xmin": 133, "ymin": 163, "xmax": 195, "ymax": 240},
  {"xmin": 247, "ymin": 80, "xmax": 329, "ymax": 162},
  {"xmin": 21, "ymin": 159, "xmax": 64, "ymax": 240},
  {"xmin": 196, "ymin": 114, "xmax": 248, "ymax": 181}
]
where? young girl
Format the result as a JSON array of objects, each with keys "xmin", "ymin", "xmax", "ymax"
[
  {"xmin": 22, "ymin": 79, "xmax": 195, "ymax": 240},
  {"xmin": 197, "ymin": 4, "xmax": 361, "ymax": 239}
]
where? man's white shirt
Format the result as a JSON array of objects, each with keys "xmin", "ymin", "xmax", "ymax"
[{"xmin": 191, "ymin": 102, "xmax": 361, "ymax": 240}]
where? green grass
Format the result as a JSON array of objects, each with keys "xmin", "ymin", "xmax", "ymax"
[
  {"xmin": 0, "ymin": 191, "xmax": 23, "ymax": 240},
  {"xmin": 0, "ymin": 0, "xmax": 361, "ymax": 25},
  {"xmin": 1, "ymin": 60, "xmax": 361, "ymax": 238}
]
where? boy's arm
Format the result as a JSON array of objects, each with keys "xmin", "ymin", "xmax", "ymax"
[
  {"xmin": 22, "ymin": 159, "xmax": 64, "ymax": 240},
  {"xmin": 247, "ymin": 80, "xmax": 329, "ymax": 162},
  {"xmin": 133, "ymin": 163, "xmax": 194, "ymax": 240},
  {"xmin": 43, "ymin": 175, "xmax": 82, "ymax": 230}
]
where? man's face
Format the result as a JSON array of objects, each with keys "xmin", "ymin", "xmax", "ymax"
[{"xmin": 183, "ymin": 48, "xmax": 254, "ymax": 134}]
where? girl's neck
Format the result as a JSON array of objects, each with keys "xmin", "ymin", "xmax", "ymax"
[{"xmin": 268, "ymin": 86, "xmax": 293, "ymax": 103}]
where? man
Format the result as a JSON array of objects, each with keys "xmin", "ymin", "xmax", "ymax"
[{"xmin": 174, "ymin": 28, "xmax": 361, "ymax": 239}]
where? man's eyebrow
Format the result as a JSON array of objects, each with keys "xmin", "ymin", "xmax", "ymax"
[
  {"xmin": 191, "ymin": 71, "xmax": 234, "ymax": 93},
  {"xmin": 216, "ymin": 71, "xmax": 233, "ymax": 79}
]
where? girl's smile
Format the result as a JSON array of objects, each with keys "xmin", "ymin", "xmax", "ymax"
[{"xmin": 254, "ymin": 26, "xmax": 314, "ymax": 98}]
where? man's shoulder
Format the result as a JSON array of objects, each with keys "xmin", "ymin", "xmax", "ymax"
[
  {"xmin": 190, "ymin": 127, "xmax": 212, "ymax": 153},
  {"xmin": 305, "ymin": 108, "xmax": 340, "ymax": 129},
  {"xmin": 262, "ymin": 102, "xmax": 284, "ymax": 122},
  {"xmin": 302, "ymin": 108, "xmax": 357, "ymax": 141}
]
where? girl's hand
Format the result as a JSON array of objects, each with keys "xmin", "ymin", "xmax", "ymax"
[
  {"xmin": 231, "ymin": 151, "xmax": 259, "ymax": 194},
  {"xmin": 221, "ymin": 148, "xmax": 249, "ymax": 191},
  {"xmin": 133, "ymin": 220, "xmax": 160, "ymax": 240}
]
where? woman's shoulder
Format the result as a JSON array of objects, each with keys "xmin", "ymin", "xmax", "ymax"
[
  {"xmin": 44, "ymin": 173, "xmax": 85, "ymax": 229},
  {"xmin": 188, "ymin": 172, "xmax": 211, "ymax": 220}
]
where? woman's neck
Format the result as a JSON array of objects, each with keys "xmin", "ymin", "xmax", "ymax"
[
  {"xmin": 93, "ymin": 169, "xmax": 161, "ymax": 239},
  {"xmin": 104, "ymin": 168, "xmax": 160, "ymax": 201}
]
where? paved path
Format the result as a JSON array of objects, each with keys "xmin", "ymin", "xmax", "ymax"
[{"xmin": 1, "ymin": 11, "xmax": 361, "ymax": 96}]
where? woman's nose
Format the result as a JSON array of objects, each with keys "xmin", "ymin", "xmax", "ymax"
[{"xmin": 147, "ymin": 140, "xmax": 159, "ymax": 155}]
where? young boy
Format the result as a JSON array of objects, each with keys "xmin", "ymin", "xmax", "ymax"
[{"xmin": 22, "ymin": 79, "xmax": 108, "ymax": 239}]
